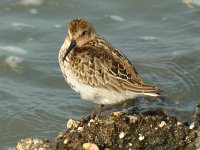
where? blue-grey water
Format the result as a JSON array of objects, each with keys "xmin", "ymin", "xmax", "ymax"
[{"xmin": 0, "ymin": 0, "xmax": 200, "ymax": 149}]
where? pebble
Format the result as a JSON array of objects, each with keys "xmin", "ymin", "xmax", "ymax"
[
  {"xmin": 83, "ymin": 143, "xmax": 99, "ymax": 150},
  {"xmin": 189, "ymin": 122, "xmax": 195, "ymax": 130},
  {"xmin": 67, "ymin": 119, "xmax": 80, "ymax": 129},
  {"xmin": 70, "ymin": 130, "xmax": 76, "ymax": 133},
  {"xmin": 119, "ymin": 132, "xmax": 126, "ymax": 139},
  {"xmin": 112, "ymin": 112, "xmax": 123, "ymax": 117},
  {"xmin": 138, "ymin": 134, "xmax": 145, "ymax": 141},
  {"xmin": 88, "ymin": 119, "xmax": 95, "ymax": 127},
  {"xmin": 128, "ymin": 115, "xmax": 138, "ymax": 123},
  {"xmin": 78, "ymin": 126, "xmax": 84, "ymax": 132},
  {"xmin": 177, "ymin": 122, "xmax": 182, "ymax": 126},
  {"xmin": 63, "ymin": 139, "xmax": 68, "ymax": 144},
  {"xmin": 89, "ymin": 119, "xmax": 95, "ymax": 123},
  {"xmin": 159, "ymin": 121, "xmax": 167, "ymax": 128},
  {"xmin": 128, "ymin": 143, "xmax": 132, "ymax": 146},
  {"xmin": 57, "ymin": 132, "xmax": 64, "ymax": 138}
]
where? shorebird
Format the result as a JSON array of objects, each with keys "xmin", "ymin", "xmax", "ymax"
[{"xmin": 58, "ymin": 18, "xmax": 163, "ymax": 105}]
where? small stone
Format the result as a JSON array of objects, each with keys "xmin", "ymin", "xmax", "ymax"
[
  {"xmin": 88, "ymin": 119, "xmax": 95, "ymax": 127},
  {"xmin": 67, "ymin": 119, "xmax": 80, "ymax": 129},
  {"xmin": 189, "ymin": 122, "xmax": 195, "ymax": 130},
  {"xmin": 119, "ymin": 132, "xmax": 125, "ymax": 139},
  {"xmin": 138, "ymin": 134, "xmax": 145, "ymax": 141},
  {"xmin": 83, "ymin": 143, "xmax": 99, "ymax": 150},
  {"xmin": 159, "ymin": 121, "xmax": 167, "ymax": 128},
  {"xmin": 57, "ymin": 132, "xmax": 64, "ymax": 138},
  {"xmin": 70, "ymin": 129, "xmax": 75, "ymax": 133},
  {"xmin": 78, "ymin": 126, "xmax": 84, "ymax": 132},
  {"xmin": 89, "ymin": 119, "xmax": 95, "ymax": 123},
  {"xmin": 64, "ymin": 139, "xmax": 68, "ymax": 144},
  {"xmin": 177, "ymin": 122, "xmax": 182, "ymax": 125},
  {"xmin": 128, "ymin": 143, "xmax": 132, "ymax": 146},
  {"xmin": 112, "ymin": 112, "xmax": 123, "ymax": 117},
  {"xmin": 128, "ymin": 115, "xmax": 138, "ymax": 123}
]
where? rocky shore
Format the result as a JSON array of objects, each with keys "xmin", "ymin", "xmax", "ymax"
[{"xmin": 9, "ymin": 104, "xmax": 200, "ymax": 150}]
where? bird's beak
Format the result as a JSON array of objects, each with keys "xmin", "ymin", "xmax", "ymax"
[{"xmin": 63, "ymin": 40, "xmax": 76, "ymax": 61}]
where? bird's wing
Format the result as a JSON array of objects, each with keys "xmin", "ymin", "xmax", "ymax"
[{"xmin": 69, "ymin": 45, "xmax": 161, "ymax": 95}]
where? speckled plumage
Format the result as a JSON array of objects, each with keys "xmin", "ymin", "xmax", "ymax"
[{"xmin": 58, "ymin": 18, "xmax": 163, "ymax": 104}]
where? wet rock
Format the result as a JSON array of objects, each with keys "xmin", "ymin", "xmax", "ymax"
[
  {"xmin": 56, "ymin": 108, "xmax": 198, "ymax": 150},
  {"xmin": 195, "ymin": 104, "xmax": 200, "ymax": 125},
  {"xmin": 9, "ymin": 104, "xmax": 200, "ymax": 150},
  {"xmin": 8, "ymin": 138, "xmax": 54, "ymax": 150},
  {"xmin": 195, "ymin": 104, "xmax": 200, "ymax": 149},
  {"xmin": 67, "ymin": 119, "xmax": 81, "ymax": 129}
]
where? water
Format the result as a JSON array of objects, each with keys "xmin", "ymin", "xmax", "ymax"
[{"xmin": 0, "ymin": 0, "xmax": 200, "ymax": 149}]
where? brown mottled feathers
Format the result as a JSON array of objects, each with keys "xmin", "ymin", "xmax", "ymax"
[
  {"xmin": 68, "ymin": 18, "xmax": 92, "ymax": 36},
  {"xmin": 67, "ymin": 38, "xmax": 162, "ymax": 95}
]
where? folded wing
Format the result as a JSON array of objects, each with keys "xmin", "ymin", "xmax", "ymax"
[{"xmin": 69, "ymin": 45, "xmax": 162, "ymax": 96}]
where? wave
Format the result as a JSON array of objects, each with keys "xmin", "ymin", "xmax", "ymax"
[{"xmin": 0, "ymin": 45, "xmax": 27, "ymax": 55}]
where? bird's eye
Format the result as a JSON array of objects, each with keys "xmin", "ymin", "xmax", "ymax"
[{"xmin": 81, "ymin": 31, "xmax": 86, "ymax": 36}]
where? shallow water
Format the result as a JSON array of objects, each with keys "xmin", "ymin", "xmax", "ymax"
[{"xmin": 0, "ymin": 0, "xmax": 200, "ymax": 148}]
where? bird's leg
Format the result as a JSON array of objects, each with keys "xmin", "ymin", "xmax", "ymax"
[
  {"xmin": 82, "ymin": 104, "xmax": 105, "ymax": 122},
  {"xmin": 90, "ymin": 104, "xmax": 105, "ymax": 119},
  {"xmin": 96, "ymin": 104, "xmax": 105, "ymax": 118}
]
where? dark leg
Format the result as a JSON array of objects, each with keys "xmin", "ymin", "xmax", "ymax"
[{"xmin": 82, "ymin": 104, "xmax": 105, "ymax": 123}]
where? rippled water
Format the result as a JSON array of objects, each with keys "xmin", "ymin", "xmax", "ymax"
[{"xmin": 0, "ymin": 0, "xmax": 200, "ymax": 148}]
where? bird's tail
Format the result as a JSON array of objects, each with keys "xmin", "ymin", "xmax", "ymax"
[
  {"xmin": 140, "ymin": 84, "xmax": 164, "ymax": 97},
  {"xmin": 130, "ymin": 83, "xmax": 164, "ymax": 97}
]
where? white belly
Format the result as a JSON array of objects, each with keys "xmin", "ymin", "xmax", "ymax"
[{"xmin": 59, "ymin": 61, "xmax": 139, "ymax": 105}]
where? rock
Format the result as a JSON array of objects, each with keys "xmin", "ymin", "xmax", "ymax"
[
  {"xmin": 112, "ymin": 112, "xmax": 123, "ymax": 117},
  {"xmin": 195, "ymin": 129, "xmax": 200, "ymax": 149},
  {"xmin": 138, "ymin": 134, "xmax": 145, "ymax": 141},
  {"xmin": 9, "ymin": 104, "xmax": 200, "ymax": 150},
  {"xmin": 77, "ymin": 126, "xmax": 84, "ymax": 132},
  {"xmin": 127, "ymin": 115, "xmax": 138, "ymax": 123},
  {"xmin": 67, "ymin": 119, "xmax": 81, "ymax": 129},
  {"xmin": 55, "ymin": 108, "xmax": 198, "ymax": 149},
  {"xmin": 177, "ymin": 121, "xmax": 182, "ymax": 125},
  {"xmin": 195, "ymin": 104, "xmax": 200, "ymax": 125},
  {"xmin": 119, "ymin": 132, "xmax": 126, "ymax": 139},
  {"xmin": 63, "ymin": 139, "xmax": 68, "ymax": 144},
  {"xmin": 158, "ymin": 121, "xmax": 167, "ymax": 128},
  {"xmin": 8, "ymin": 138, "xmax": 54, "ymax": 150},
  {"xmin": 83, "ymin": 143, "xmax": 99, "ymax": 150},
  {"xmin": 189, "ymin": 122, "xmax": 196, "ymax": 130}
]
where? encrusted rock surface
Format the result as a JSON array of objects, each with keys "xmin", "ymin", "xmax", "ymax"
[
  {"xmin": 8, "ymin": 138, "xmax": 55, "ymax": 150},
  {"xmin": 9, "ymin": 104, "xmax": 200, "ymax": 150}
]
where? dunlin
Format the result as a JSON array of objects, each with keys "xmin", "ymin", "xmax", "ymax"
[{"xmin": 58, "ymin": 18, "xmax": 163, "ymax": 105}]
